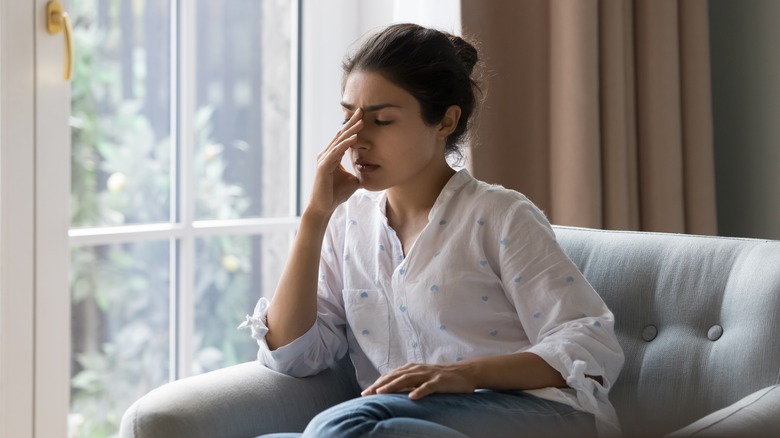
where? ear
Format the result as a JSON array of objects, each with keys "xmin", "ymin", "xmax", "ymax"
[{"xmin": 437, "ymin": 105, "xmax": 462, "ymax": 141}]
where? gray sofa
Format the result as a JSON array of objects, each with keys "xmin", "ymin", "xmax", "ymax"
[{"xmin": 120, "ymin": 226, "xmax": 780, "ymax": 437}]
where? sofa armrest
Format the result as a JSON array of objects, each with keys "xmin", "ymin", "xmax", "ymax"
[
  {"xmin": 665, "ymin": 384, "xmax": 780, "ymax": 438},
  {"xmin": 119, "ymin": 357, "xmax": 360, "ymax": 438}
]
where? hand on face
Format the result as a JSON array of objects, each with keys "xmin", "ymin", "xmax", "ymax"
[
  {"xmin": 361, "ymin": 362, "xmax": 477, "ymax": 400},
  {"xmin": 307, "ymin": 108, "xmax": 363, "ymax": 217}
]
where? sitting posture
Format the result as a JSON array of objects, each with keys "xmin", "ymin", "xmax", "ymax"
[{"xmin": 241, "ymin": 23, "xmax": 624, "ymax": 438}]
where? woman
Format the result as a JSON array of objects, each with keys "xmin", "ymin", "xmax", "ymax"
[{"xmin": 242, "ymin": 23, "xmax": 624, "ymax": 438}]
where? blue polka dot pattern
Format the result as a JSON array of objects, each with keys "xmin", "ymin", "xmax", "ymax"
[
  {"xmin": 430, "ymin": 284, "xmax": 439, "ymax": 292},
  {"xmin": 481, "ymin": 295, "xmax": 489, "ymax": 302},
  {"xmin": 439, "ymin": 219, "xmax": 447, "ymax": 225},
  {"xmin": 489, "ymin": 329, "xmax": 498, "ymax": 337},
  {"xmin": 500, "ymin": 238, "xmax": 509, "ymax": 246},
  {"xmin": 360, "ymin": 291, "xmax": 368, "ymax": 298},
  {"xmin": 479, "ymin": 259, "xmax": 488, "ymax": 267},
  {"xmin": 477, "ymin": 219, "xmax": 485, "ymax": 226},
  {"xmin": 361, "ymin": 329, "xmax": 370, "ymax": 336},
  {"xmin": 594, "ymin": 320, "xmax": 602, "ymax": 328},
  {"xmin": 533, "ymin": 311, "xmax": 542, "ymax": 319},
  {"xmin": 514, "ymin": 276, "xmax": 523, "ymax": 284}
]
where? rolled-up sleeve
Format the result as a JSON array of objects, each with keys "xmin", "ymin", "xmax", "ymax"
[
  {"xmin": 239, "ymin": 210, "xmax": 350, "ymax": 377},
  {"xmin": 498, "ymin": 200, "xmax": 624, "ymax": 434}
]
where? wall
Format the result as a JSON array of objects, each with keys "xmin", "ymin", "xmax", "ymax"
[{"xmin": 709, "ymin": 0, "xmax": 780, "ymax": 239}]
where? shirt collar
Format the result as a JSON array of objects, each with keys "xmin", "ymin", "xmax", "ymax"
[
  {"xmin": 427, "ymin": 168, "xmax": 472, "ymax": 221},
  {"xmin": 374, "ymin": 168, "xmax": 473, "ymax": 222}
]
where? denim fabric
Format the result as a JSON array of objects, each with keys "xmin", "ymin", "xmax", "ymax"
[{"xmin": 258, "ymin": 391, "xmax": 596, "ymax": 438}]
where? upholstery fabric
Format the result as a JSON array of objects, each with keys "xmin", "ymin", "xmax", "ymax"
[
  {"xmin": 554, "ymin": 226, "xmax": 780, "ymax": 437},
  {"xmin": 119, "ymin": 357, "xmax": 360, "ymax": 438},
  {"xmin": 120, "ymin": 226, "xmax": 780, "ymax": 438}
]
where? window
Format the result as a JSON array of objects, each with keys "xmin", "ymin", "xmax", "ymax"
[
  {"xmin": 65, "ymin": 0, "xmax": 460, "ymax": 436},
  {"xmin": 67, "ymin": 0, "xmax": 298, "ymax": 435}
]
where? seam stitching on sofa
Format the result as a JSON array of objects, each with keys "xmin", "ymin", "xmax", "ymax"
[
  {"xmin": 552, "ymin": 225, "xmax": 778, "ymax": 244},
  {"xmin": 687, "ymin": 385, "xmax": 779, "ymax": 437}
]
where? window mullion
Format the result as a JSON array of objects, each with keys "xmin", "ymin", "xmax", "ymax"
[
  {"xmin": 291, "ymin": 0, "xmax": 303, "ymax": 217},
  {"xmin": 173, "ymin": 0, "xmax": 197, "ymax": 381}
]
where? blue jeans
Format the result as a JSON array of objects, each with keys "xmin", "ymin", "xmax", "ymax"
[{"xmin": 259, "ymin": 391, "xmax": 596, "ymax": 438}]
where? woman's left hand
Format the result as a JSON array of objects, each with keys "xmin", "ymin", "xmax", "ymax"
[{"xmin": 361, "ymin": 362, "xmax": 477, "ymax": 400}]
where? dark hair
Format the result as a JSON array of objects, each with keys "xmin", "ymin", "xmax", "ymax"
[{"xmin": 343, "ymin": 23, "xmax": 481, "ymax": 159}]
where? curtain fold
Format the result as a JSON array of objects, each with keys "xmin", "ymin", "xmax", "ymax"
[{"xmin": 462, "ymin": 0, "xmax": 717, "ymax": 234}]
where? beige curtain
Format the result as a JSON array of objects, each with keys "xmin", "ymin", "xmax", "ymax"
[{"xmin": 461, "ymin": 0, "xmax": 717, "ymax": 234}]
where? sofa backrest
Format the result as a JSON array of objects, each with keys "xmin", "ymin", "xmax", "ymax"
[{"xmin": 553, "ymin": 226, "xmax": 780, "ymax": 438}]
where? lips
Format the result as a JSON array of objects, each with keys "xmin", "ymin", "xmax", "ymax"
[{"xmin": 354, "ymin": 159, "xmax": 379, "ymax": 173}]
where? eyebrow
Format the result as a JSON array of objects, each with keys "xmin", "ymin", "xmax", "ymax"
[{"xmin": 340, "ymin": 102, "xmax": 402, "ymax": 112}]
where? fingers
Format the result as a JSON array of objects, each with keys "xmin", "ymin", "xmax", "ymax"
[
  {"xmin": 361, "ymin": 364, "xmax": 428, "ymax": 396},
  {"xmin": 326, "ymin": 108, "xmax": 364, "ymax": 152},
  {"xmin": 318, "ymin": 134, "xmax": 357, "ymax": 168},
  {"xmin": 317, "ymin": 108, "xmax": 364, "ymax": 168},
  {"xmin": 361, "ymin": 363, "xmax": 475, "ymax": 401}
]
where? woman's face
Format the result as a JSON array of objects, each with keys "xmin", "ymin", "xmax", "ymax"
[{"xmin": 341, "ymin": 70, "xmax": 449, "ymax": 192}]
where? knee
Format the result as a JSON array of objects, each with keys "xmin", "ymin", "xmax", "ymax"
[{"xmin": 304, "ymin": 395, "xmax": 402, "ymax": 437}]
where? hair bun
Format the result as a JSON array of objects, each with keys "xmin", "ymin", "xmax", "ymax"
[{"xmin": 448, "ymin": 34, "xmax": 479, "ymax": 75}]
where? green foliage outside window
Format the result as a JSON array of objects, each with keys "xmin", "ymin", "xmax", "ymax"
[{"xmin": 69, "ymin": 1, "xmax": 260, "ymax": 436}]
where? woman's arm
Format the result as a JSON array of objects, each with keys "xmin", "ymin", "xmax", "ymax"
[
  {"xmin": 361, "ymin": 352, "xmax": 567, "ymax": 400},
  {"xmin": 265, "ymin": 210, "xmax": 332, "ymax": 349},
  {"xmin": 264, "ymin": 109, "xmax": 364, "ymax": 350}
]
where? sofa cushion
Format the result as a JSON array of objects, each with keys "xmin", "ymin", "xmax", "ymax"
[{"xmin": 666, "ymin": 384, "xmax": 780, "ymax": 437}]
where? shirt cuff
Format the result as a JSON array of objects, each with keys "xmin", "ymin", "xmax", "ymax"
[
  {"xmin": 238, "ymin": 297, "xmax": 271, "ymax": 341},
  {"xmin": 527, "ymin": 344, "xmax": 620, "ymax": 436},
  {"xmin": 238, "ymin": 297, "xmax": 320, "ymax": 372}
]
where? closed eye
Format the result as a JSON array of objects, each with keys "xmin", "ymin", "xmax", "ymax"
[{"xmin": 374, "ymin": 120, "xmax": 393, "ymax": 126}]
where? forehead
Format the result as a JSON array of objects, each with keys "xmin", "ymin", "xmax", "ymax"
[{"xmin": 341, "ymin": 71, "xmax": 416, "ymax": 109}]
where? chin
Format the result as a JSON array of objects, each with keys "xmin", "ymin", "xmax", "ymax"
[{"xmin": 357, "ymin": 178, "xmax": 387, "ymax": 192}]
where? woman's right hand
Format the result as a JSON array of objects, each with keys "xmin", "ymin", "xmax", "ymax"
[{"xmin": 306, "ymin": 108, "xmax": 364, "ymax": 218}]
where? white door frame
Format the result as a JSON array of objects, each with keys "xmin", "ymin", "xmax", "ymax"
[
  {"xmin": 0, "ymin": 0, "xmax": 36, "ymax": 436},
  {"xmin": 34, "ymin": 0, "xmax": 71, "ymax": 435},
  {"xmin": 0, "ymin": 1, "xmax": 70, "ymax": 437}
]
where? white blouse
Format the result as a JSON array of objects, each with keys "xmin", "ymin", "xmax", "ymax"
[{"xmin": 241, "ymin": 169, "xmax": 624, "ymax": 437}]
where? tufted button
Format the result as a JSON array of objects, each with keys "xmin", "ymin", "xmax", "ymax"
[
  {"xmin": 707, "ymin": 325, "xmax": 723, "ymax": 341},
  {"xmin": 641, "ymin": 325, "xmax": 658, "ymax": 342}
]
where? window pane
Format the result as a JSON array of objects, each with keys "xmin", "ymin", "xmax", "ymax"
[
  {"xmin": 71, "ymin": 0, "xmax": 172, "ymax": 228},
  {"xmin": 194, "ymin": 0, "xmax": 293, "ymax": 220},
  {"xmin": 70, "ymin": 241, "xmax": 170, "ymax": 437},
  {"xmin": 193, "ymin": 232, "xmax": 291, "ymax": 374}
]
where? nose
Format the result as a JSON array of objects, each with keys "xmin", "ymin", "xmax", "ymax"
[{"xmin": 350, "ymin": 125, "xmax": 369, "ymax": 150}]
